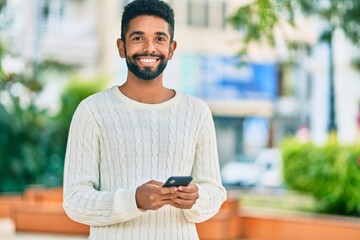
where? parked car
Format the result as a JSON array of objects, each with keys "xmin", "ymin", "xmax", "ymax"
[
  {"xmin": 256, "ymin": 148, "xmax": 283, "ymax": 188},
  {"xmin": 221, "ymin": 148, "xmax": 283, "ymax": 189}
]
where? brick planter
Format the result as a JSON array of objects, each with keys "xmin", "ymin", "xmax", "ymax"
[
  {"xmin": 0, "ymin": 195, "xmax": 22, "ymax": 218},
  {"xmin": 1, "ymin": 188, "xmax": 242, "ymax": 238},
  {"xmin": 12, "ymin": 201, "xmax": 89, "ymax": 234},
  {"xmin": 0, "ymin": 187, "xmax": 89, "ymax": 235},
  {"xmin": 241, "ymin": 207, "xmax": 360, "ymax": 240},
  {"xmin": 4, "ymin": 187, "xmax": 358, "ymax": 240},
  {"xmin": 196, "ymin": 198, "xmax": 242, "ymax": 240},
  {"xmin": 23, "ymin": 187, "xmax": 63, "ymax": 202}
]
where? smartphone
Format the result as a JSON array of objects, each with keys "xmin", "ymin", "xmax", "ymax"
[{"xmin": 163, "ymin": 176, "xmax": 193, "ymax": 187}]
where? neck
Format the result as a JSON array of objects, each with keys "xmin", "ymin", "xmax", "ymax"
[{"xmin": 119, "ymin": 74, "xmax": 174, "ymax": 104}]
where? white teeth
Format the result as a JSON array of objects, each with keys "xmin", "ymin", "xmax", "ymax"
[{"xmin": 139, "ymin": 58, "xmax": 156, "ymax": 63}]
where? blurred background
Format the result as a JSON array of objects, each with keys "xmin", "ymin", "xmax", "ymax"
[{"xmin": 0, "ymin": 0, "xmax": 360, "ymax": 239}]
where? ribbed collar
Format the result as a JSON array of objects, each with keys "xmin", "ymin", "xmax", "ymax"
[{"xmin": 112, "ymin": 85, "xmax": 181, "ymax": 110}]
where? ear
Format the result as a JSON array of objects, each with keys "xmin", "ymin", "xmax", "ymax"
[
  {"xmin": 168, "ymin": 40, "xmax": 177, "ymax": 60},
  {"xmin": 117, "ymin": 38, "xmax": 125, "ymax": 58}
]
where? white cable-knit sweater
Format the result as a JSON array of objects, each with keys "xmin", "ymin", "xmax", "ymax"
[{"xmin": 63, "ymin": 86, "xmax": 227, "ymax": 240}]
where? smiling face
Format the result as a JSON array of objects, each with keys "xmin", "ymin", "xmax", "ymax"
[{"xmin": 117, "ymin": 15, "xmax": 177, "ymax": 81}]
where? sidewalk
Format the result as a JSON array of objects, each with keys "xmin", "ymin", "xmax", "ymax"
[{"xmin": 0, "ymin": 218, "xmax": 87, "ymax": 240}]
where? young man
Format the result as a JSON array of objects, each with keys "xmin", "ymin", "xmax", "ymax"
[{"xmin": 63, "ymin": 0, "xmax": 226, "ymax": 239}]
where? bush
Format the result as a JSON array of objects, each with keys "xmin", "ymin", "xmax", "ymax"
[
  {"xmin": 0, "ymin": 98, "xmax": 49, "ymax": 192},
  {"xmin": 280, "ymin": 138, "xmax": 360, "ymax": 216},
  {"xmin": 44, "ymin": 77, "xmax": 105, "ymax": 187},
  {"xmin": 0, "ymin": 41, "xmax": 105, "ymax": 192},
  {"xmin": 0, "ymin": 54, "xmax": 54, "ymax": 192}
]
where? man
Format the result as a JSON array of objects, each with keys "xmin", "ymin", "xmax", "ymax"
[{"xmin": 62, "ymin": 0, "xmax": 227, "ymax": 239}]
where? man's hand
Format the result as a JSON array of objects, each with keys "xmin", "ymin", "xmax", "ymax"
[
  {"xmin": 170, "ymin": 183, "xmax": 199, "ymax": 209},
  {"xmin": 136, "ymin": 180, "xmax": 178, "ymax": 210}
]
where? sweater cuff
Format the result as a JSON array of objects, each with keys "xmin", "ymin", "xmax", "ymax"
[
  {"xmin": 183, "ymin": 184, "xmax": 209, "ymax": 222},
  {"xmin": 113, "ymin": 187, "xmax": 146, "ymax": 220}
]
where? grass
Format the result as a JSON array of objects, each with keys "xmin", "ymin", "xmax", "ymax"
[{"xmin": 229, "ymin": 188, "xmax": 319, "ymax": 213}]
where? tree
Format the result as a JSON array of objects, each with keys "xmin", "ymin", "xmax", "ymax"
[
  {"xmin": 0, "ymin": 42, "xmax": 104, "ymax": 192},
  {"xmin": 228, "ymin": 0, "xmax": 360, "ymax": 134},
  {"xmin": 0, "ymin": 41, "xmax": 72, "ymax": 192}
]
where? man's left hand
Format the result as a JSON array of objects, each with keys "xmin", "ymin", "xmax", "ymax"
[{"xmin": 170, "ymin": 183, "xmax": 199, "ymax": 209}]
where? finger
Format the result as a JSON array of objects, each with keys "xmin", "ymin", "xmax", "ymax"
[
  {"xmin": 160, "ymin": 186, "xmax": 178, "ymax": 194},
  {"xmin": 144, "ymin": 181, "xmax": 177, "ymax": 194},
  {"xmin": 178, "ymin": 183, "xmax": 198, "ymax": 193},
  {"xmin": 155, "ymin": 192, "xmax": 178, "ymax": 201},
  {"xmin": 148, "ymin": 199, "xmax": 174, "ymax": 210},
  {"xmin": 147, "ymin": 193, "xmax": 176, "ymax": 206},
  {"xmin": 175, "ymin": 191, "xmax": 199, "ymax": 200},
  {"xmin": 173, "ymin": 196, "xmax": 197, "ymax": 204},
  {"xmin": 170, "ymin": 199, "xmax": 195, "ymax": 209}
]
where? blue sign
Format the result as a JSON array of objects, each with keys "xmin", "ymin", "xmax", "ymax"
[{"xmin": 200, "ymin": 55, "xmax": 278, "ymax": 100}]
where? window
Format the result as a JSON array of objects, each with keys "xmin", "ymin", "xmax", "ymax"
[
  {"xmin": 41, "ymin": 0, "xmax": 65, "ymax": 34},
  {"xmin": 187, "ymin": 0, "xmax": 226, "ymax": 29},
  {"xmin": 208, "ymin": 0, "xmax": 226, "ymax": 29},
  {"xmin": 188, "ymin": 0, "xmax": 208, "ymax": 27}
]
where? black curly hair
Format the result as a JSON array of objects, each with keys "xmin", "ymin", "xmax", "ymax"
[{"xmin": 121, "ymin": 0, "xmax": 175, "ymax": 43}]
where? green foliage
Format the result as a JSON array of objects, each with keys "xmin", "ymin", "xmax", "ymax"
[
  {"xmin": 228, "ymin": 0, "xmax": 360, "ymax": 134},
  {"xmin": 227, "ymin": 0, "xmax": 302, "ymax": 58},
  {"xmin": 0, "ymin": 98, "xmax": 49, "ymax": 192},
  {"xmin": 228, "ymin": 0, "xmax": 276, "ymax": 56},
  {"xmin": 228, "ymin": 0, "xmax": 360, "ymax": 58},
  {"xmin": 0, "ymin": 42, "xmax": 105, "ymax": 192},
  {"xmin": 352, "ymin": 57, "xmax": 360, "ymax": 71},
  {"xmin": 280, "ymin": 138, "xmax": 360, "ymax": 216},
  {"xmin": 0, "ymin": 47, "xmax": 56, "ymax": 192},
  {"xmin": 342, "ymin": 0, "xmax": 360, "ymax": 45},
  {"xmin": 45, "ymin": 77, "xmax": 105, "ymax": 188}
]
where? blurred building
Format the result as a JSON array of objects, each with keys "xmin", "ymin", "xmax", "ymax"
[
  {"xmin": 0, "ymin": 0, "xmax": 99, "ymax": 70},
  {"xmin": 1, "ymin": 0, "xmax": 359, "ymax": 165}
]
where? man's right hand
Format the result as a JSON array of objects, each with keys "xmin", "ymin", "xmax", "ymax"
[{"xmin": 135, "ymin": 180, "xmax": 178, "ymax": 210}]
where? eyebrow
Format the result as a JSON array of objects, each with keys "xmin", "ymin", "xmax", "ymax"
[
  {"xmin": 128, "ymin": 31, "xmax": 169, "ymax": 39},
  {"xmin": 129, "ymin": 31, "xmax": 144, "ymax": 38},
  {"xmin": 156, "ymin": 32, "xmax": 169, "ymax": 39}
]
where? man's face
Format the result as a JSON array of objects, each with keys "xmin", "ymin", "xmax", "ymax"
[{"xmin": 118, "ymin": 15, "xmax": 176, "ymax": 81}]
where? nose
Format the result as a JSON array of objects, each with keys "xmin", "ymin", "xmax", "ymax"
[{"xmin": 143, "ymin": 39, "xmax": 156, "ymax": 54}]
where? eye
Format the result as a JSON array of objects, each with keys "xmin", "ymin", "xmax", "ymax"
[
  {"xmin": 156, "ymin": 37, "xmax": 166, "ymax": 42},
  {"xmin": 133, "ymin": 36, "xmax": 142, "ymax": 41}
]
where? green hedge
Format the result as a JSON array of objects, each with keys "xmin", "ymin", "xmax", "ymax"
[
  {"xmin": 0, "ymin": 41, "xmax": 105, "ymax": 192},
  {"xmin": 280, "ymin": 138, "xmax": 360, "ymax": 216},
  {"xmin": 0, "ymin": 77, "xmax": 104, "ymax": 193}
]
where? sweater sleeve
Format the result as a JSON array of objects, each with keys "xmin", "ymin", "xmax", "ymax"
[
  {"xmin": 183, "ymin": 107, "xmax": 227, "ymax": 223},
  {"xmin": 62, "ymin": 102, "xmax": 145, "ymax": 226}
]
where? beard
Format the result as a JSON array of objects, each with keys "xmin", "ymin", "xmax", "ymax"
[{"xmin": 125, "ymin": 52, "xmax": 168, "ymax": 81}]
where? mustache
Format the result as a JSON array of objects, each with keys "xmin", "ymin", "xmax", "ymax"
[{"xmin": 132, "ymin": 53, "xmax": 165, "ymax": 60}]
